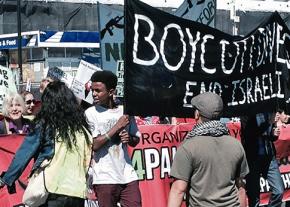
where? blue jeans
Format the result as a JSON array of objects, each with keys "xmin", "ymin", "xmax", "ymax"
[{"xmin": 246, "ymin": 156, "xmax": 284, "ymax": 207}]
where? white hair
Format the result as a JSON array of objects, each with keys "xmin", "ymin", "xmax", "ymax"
[{"xmin": 2, "ymin": 92, "xmax": 25, "ymax": 117}]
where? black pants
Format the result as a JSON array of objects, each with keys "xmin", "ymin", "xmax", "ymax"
[{"xmin": 39, "ymin": 193, "xmax": 84, "ymax": 207}]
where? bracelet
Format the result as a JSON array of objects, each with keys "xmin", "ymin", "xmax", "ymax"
[{"xmin": 104, "ymin": 133, "xmax": 111, "ymax": 141}]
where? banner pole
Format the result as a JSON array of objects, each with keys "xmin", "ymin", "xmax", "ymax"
[
  {"xmin": 123, "ymin": 0, "xmax": 128, "ymax": 114},
  {"xmin": 97, "ymin": 2, "xmax": 103, "ymax": 69},
  {"xmin": 17, "ymin": 0, "xmax": 23, "ymax": 84}
]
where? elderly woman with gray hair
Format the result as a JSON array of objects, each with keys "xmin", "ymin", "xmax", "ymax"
[{"xmin": 0, "ymin": 92, "xmax": 32, "ymax": 134}]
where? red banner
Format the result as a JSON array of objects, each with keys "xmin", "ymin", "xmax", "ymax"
[
  {"xmin": 0, "ymin": 135, "xmax": 33, "ymax": 207},
  {"xmin": 1, "ymin": 123, "xmax": 290, "ymax": 206},
  {"xmin": 129, "ymin": 124, "xmax": 192, "ymax": 207},
  {"xmin": 128, "ymin": 123, "xmax": 290, "ymax": 207}
]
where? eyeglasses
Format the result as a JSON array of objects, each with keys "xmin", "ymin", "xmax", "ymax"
[{"xmin": 25, "ymin": 99, "xmax": 36, "ymax": 105}]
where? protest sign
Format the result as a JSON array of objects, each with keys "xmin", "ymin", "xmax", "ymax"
[
  {"xmin": 99, "ymin": 3, "xmax": 124, "ymax": 73},
  {"xmin": 71, "ymin": 60, "xmax": 102, "ymax": 104},
  {"xmin": 124, "ymin": 0, "xmax": 290, "ymax": 117},
  {"xmin": 0, "ymin": 66, "xmax": 17, "ymax": 110},
  {"xmin": 98, "ymin": 4, "xmax": 124, "ymax": 96},
  {"xmin": 99, "ymin": 1, "xmax": 216, "ymax": 98},
  {"xmin": 174, "ymin": 0, "xmax": 216, "ymax": 27},
  {"xmin": 46, "ymin": 66, "xmax": 74, "ymax": 88}
]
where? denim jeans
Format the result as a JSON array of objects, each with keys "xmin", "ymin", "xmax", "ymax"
[{"xmin": 246, "ymin": 156, "xmax": 284, "ymax": 207}]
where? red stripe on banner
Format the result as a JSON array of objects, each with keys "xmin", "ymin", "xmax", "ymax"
[
  {"xmin": 128, "ymin": 123, "xmax": 290, "ymax": 207},
  {"xmin": 129, "ymin": 124, "xmax": 192, "ymax": 207},
  {"xmin": 1, "ymin": 123, "xmax": 290, "ymax": 206},
  {"xmin": 0, "ymin": 134, "xmax": 33, "ymax": 207}
]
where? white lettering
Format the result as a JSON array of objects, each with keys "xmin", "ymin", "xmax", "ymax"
[
  {"xmin": 133, "ymin": 14, "xmax": 159, "ymax": 65},
  {"xmin": 160, "ymin": 24, "xmax": 186, "ymax": 71},
  {"xmin": 254, "ymin": 76, "xmax": 263, "ymax": 102},
  {"xmin": 160, "ymin": 147, "xmax": 171, "ymax": 178},
  {"xmin": 262, "ymin": 74, "xmax": 270, "ymax": 100},
  {"xmin": 186, "ymin": 29, "xmax": 200, "ymax": 72},
  {"xmin": 276, "ymin": 24, "xmax": 285, "ymax": 64},
  {"xmin": 144, "ymin": 148, "xmax": 160, "ymax": 180},
  {"xmin": 183, "ymin": 81, "xmax": 196, "ymax": 107},
  {"xmin": 275, "ymin": 71, "xmax": 284, "ymax": 98},
  {"xmin": 201, "ymin": 35, "xmax": 216, "ymax": 74}
]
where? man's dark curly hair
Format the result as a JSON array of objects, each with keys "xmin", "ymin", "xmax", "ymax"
[
  {"xmin": 90, "ymin": 70, "xmax": 117, "ymax": 90},
  {"xmin": 34, "ymin": 81, "xmax": 90, "ymax": 149}
]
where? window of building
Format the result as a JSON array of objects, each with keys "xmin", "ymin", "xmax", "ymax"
[
  {"xmin": 47, "ymin": 47, "xmax": 65, "ymax": 57},
  {"xmin": 65, "ymin": 48, "xmax": 82, "ymax": 57},
  {"xmin": 30, "ymin": 48, "xmax": 44, "ymax": 60}
]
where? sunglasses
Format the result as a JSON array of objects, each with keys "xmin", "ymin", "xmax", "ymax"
[{"xmin": 26, "ymin": 99, "xmax": 36, "ymax": 105}]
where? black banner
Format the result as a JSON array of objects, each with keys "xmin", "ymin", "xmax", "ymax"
[{"xmin": 124, "ymin": 0, "xmax": 290, "ymax": 117}]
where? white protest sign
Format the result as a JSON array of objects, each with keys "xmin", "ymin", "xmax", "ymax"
[
  {"xmin": 71, "ymin": 60, "xmax": 102, "ymax": 104},
  {"xmin": 0, "ymin": 65, "xmax": 17, "ymax": 110},
  {"xmin": 47, "ymin": 67, "xmax": 74, "ymax": 88},
  {"xmin": 116, "ymin": 60, "xmax": 124, "ymax": 97}
]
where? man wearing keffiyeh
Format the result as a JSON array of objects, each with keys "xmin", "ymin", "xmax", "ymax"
[{"xmin": 168, "ymin": 92, "xmax": 249, "ymax": 207}]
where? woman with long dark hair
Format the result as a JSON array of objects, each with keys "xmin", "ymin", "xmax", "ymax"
[{"xmin": 0, "ymin": 81, "xmax": 92, "ymax": 207}]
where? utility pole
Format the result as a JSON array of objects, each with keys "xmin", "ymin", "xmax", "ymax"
[
  {"xmin": 230, "ymin": 0, "xmax": 240, "ymax": 35},
  {"xmin": 17, "ymin": 0, "xmax": 23, "ymax": 83}
]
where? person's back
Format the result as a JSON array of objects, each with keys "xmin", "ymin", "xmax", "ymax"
[
  {"xmin": 173, "ymin": 135, "xmax": 246, "ymax": 206},
  {"xmin": 168, "ymin": 92, "xmax": 249, "ymax": 207},
  {"xmin": 0, "ymin": 81, "xmax": 92, "ymax": 207},
  {"xmin": 44, "ymin": 128, "xmax": 91, "ymax": 198}
]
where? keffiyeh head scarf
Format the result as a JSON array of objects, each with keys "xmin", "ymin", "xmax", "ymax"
[{"xmin": 186, "ymin": 120, "xmax": 229, "ymax": 139}]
